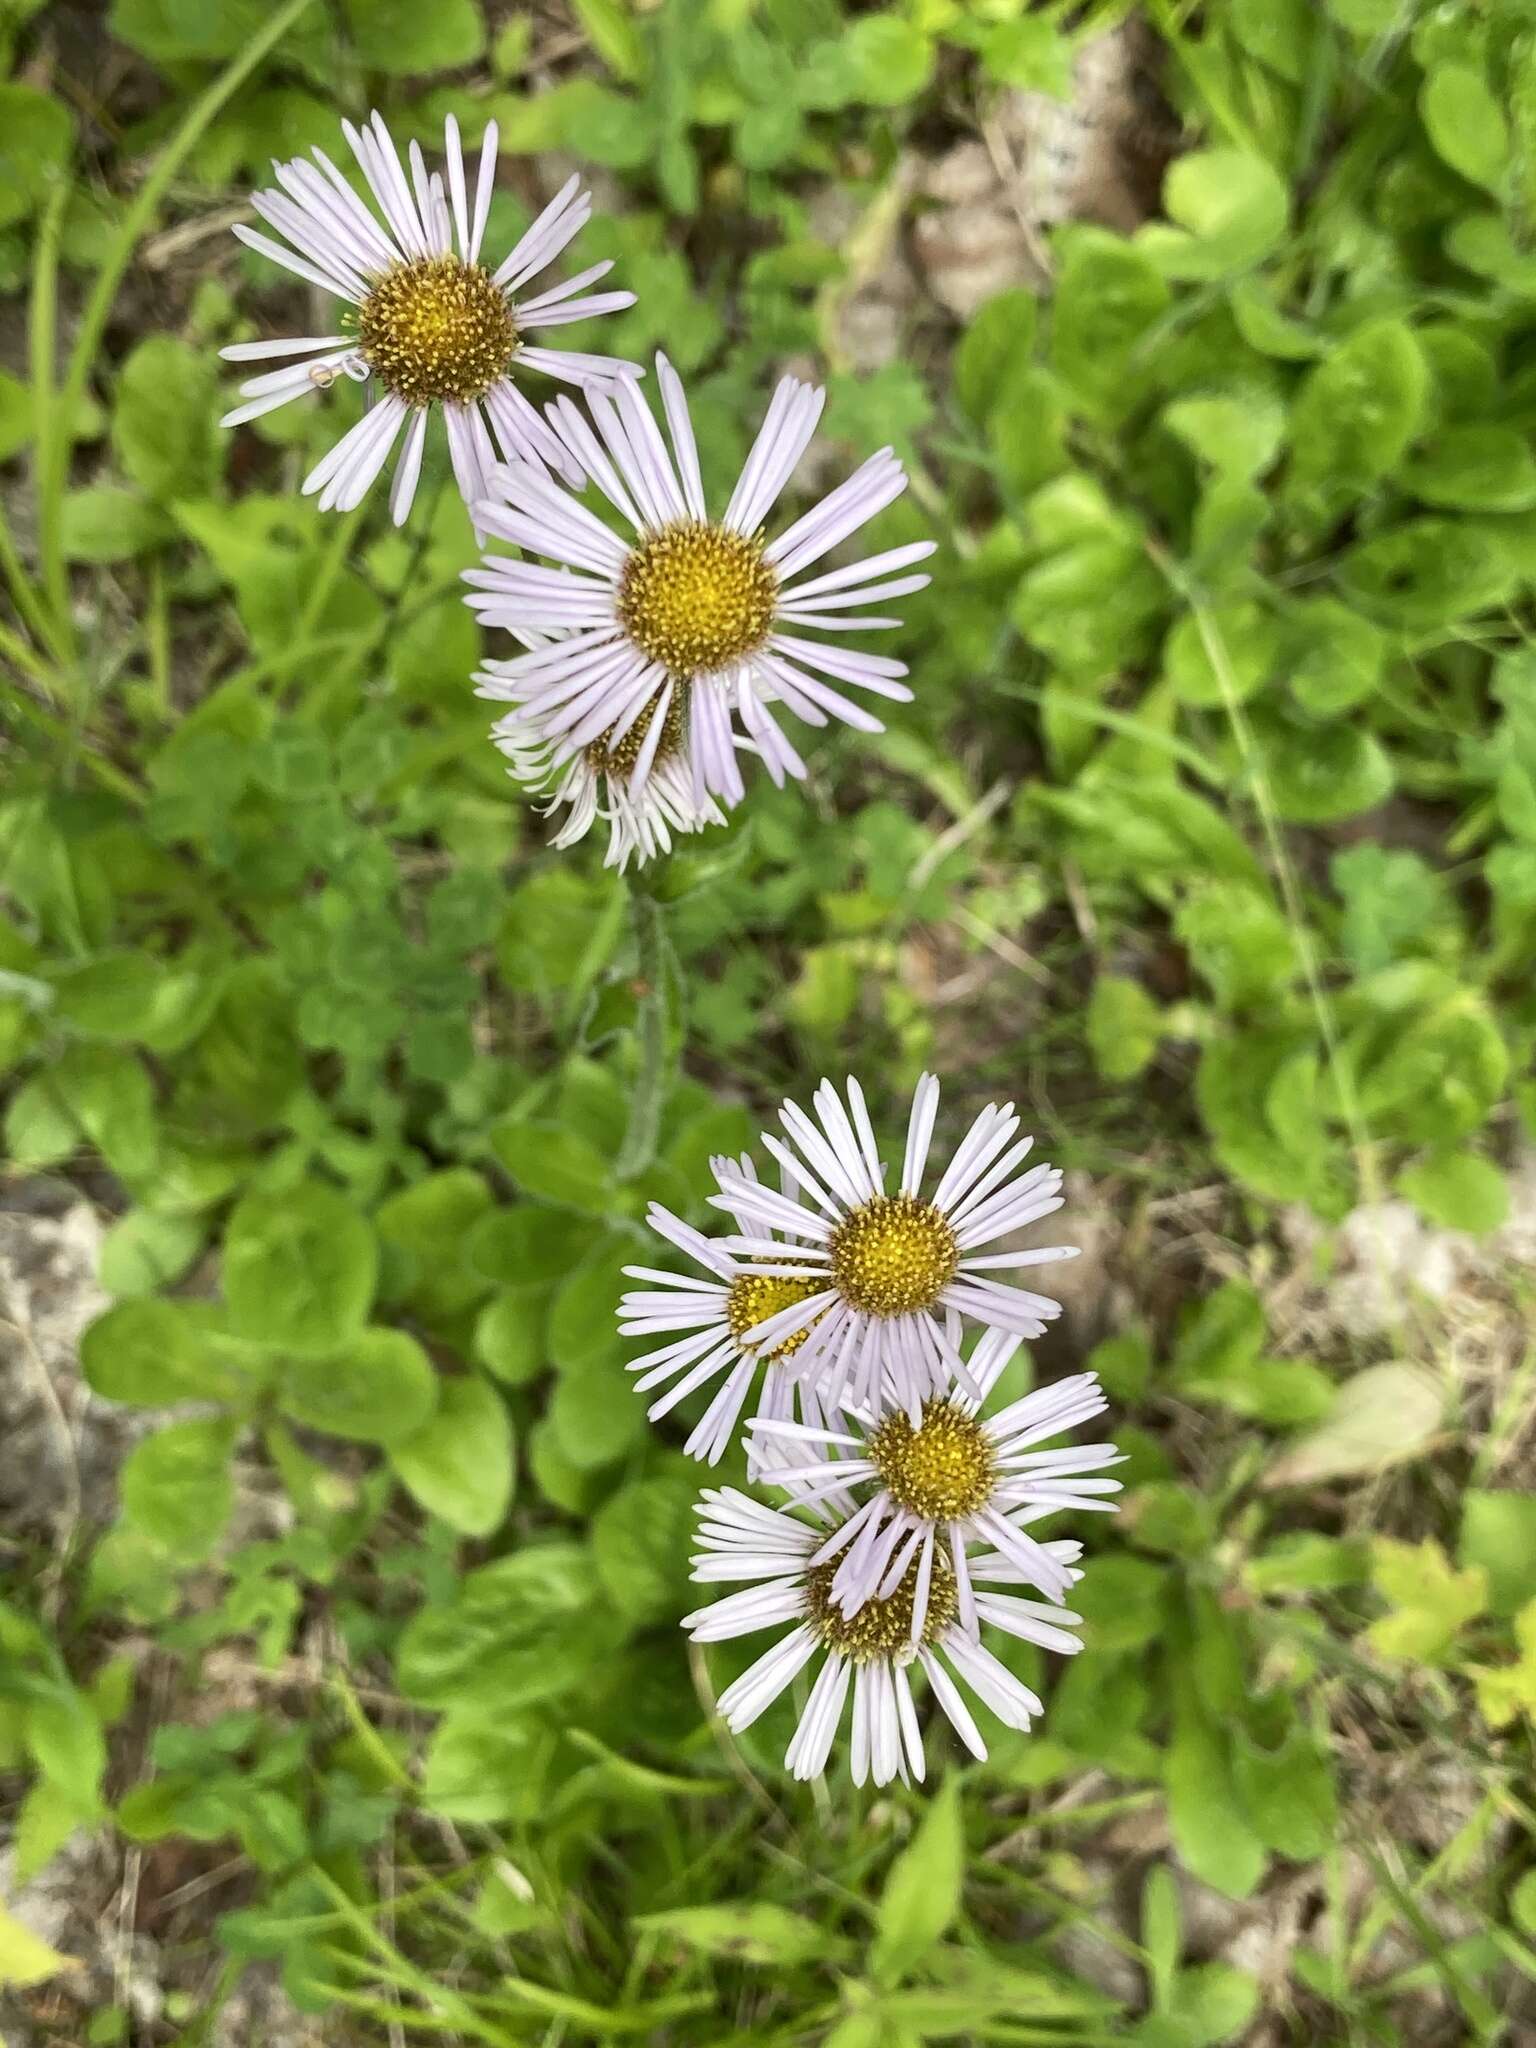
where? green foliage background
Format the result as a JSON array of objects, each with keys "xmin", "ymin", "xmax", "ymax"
[{"xmin": 4, "ymin": 0, "xmax": 1536, "ymax": 2041}]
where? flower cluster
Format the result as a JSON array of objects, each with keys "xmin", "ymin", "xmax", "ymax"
[
  {"xmin": 620, "ymin": 1074, "xmax": 1122, "ymax": 1785},
  {"xmin": 223, "ymin": 122, "xmax": 1118, "ymax": 1785},
  {"xmin": 222, "ymin": 112, "xmax": 930, "ymax": 869}
]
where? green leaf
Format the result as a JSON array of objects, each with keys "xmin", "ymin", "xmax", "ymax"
[
  {"xmin": 25, "ymin": 1688, "xmax": 107, "ymax": 1815},
  {"xmin": 1140, "ymin": 149, "xmax": 1288, "ymax": 279},
  {"xmin": 842, "ymin": 14, "xmax": 934, "ymax": 104},
  {"xmin": 60, "ymin": 487, "xmax": 175, "ymax": 562},
  {"xmin": 1175, "ymin": 883, "xmax": 1297, "ymax": 1008},
  {"xmin": 591, "ymin": 1467, "xmax": 695, "ymax": 1625},
  {"xmin": 1421, "ymin": 65, "xmax": 1509, "ymax": 192},
  {"xmin": 570, "ymin": 0, "xmax": 643, "ymax": 79},
  {"xmin": 420, "ymin": 1709, "xmax": 550, "ymax": 1824},
  {"xmin": 389, "ymin": 1375, "xmax": 514, "ymax": 1537},
  {"xmin": 1285, "ymin": 319, "xmax": 1429, "ymax": 526},
  {"xmin": 1403, "ymin": 425, "xmax": 1536, "ymax": 512},
  {"xmin": 1263, "ymin": 1364, "xmax": 1443, "ymax": 1488},
  {"xmin": 1367, "ymin": 1538, "xmax": 1485, "ymax": 1663},
  {"xmin": 1337, "ymin": 516, "xmax": 1519, "ymax": 631},
  {"xmin": 97, "ymin": 1209, "xmax": 205, "ymax": 1298},
  {"xmin": 1284, "ymin": 599, "xmax": 1385, "ymax": 717},
  {"xmin": 1459, "ymin": 1491, "xmax": 1536, "ymax": 1618},
  {"xmin": 340, "ymin": 0, "xmax": 484, "ymax": 72},
  {"xmin": 1050, "ymin": 232, "xmax": 1170, "ymax": 418},
  {"xmin": 0, "ymin": 1899, "xmax": 75, "ymax": 1988},
  {"xmin": 493, "ymin": 1120, "xmax": 617, "ymax": 1216},
  {"xmin": 120, "ymin": 1419, "xmax": 238, "ymax": 1563},
  {"xmin": 223, "ymin": 1184, "xmax": 377, "ymax": 1355},
  {"xmin": 396, "ymin": 1543, "xmax": 618, "ymax": 1712},
  {"xmin": 1229, "ymin": 1698, "xmax": 1336, "ymax": 1860},
  {"xmin": 1087, "ymin": 975, "xmax": 1161, "ymax": 1081},
  {"xmin": 496, "ymin": 867, "xmax": 625, "ymax": 1002},
  {"xmin": 374, "ymin": 1169, "xmax": 495, "ymax": 1322},
  {"xmin": 550, "ymin": 1352, "xmax": 646, "ymax": 1469},
  {"xmin": 1163, "ymin": 603, "xmax": 1281, "ymax": 707},
  {"xmin": 1399, "ymin": 1150, "xmax": 1508, "ymax": 1234},
  {"xmin": 47, "ymin": 950, "xmax": 166, "ymax": 1039},
  {"xmin": 0, "ymin": 85, "xmax": 74, "ymax": 228},
  {"xmin": 80, "ymin": 1299, "xmax": 243, "ymax": 1406},
  {"xmin": 1164, "ymin": 1698, "xmax": 1266, "ymax": 1899},
  {"xmin": 474, "ymin": 1285, "xmax": 548, "ymax": 1385},
  {"xmin": 637, "ymin": 1902, "xmax": 831, "ymax": 1967},
  {"xmin": 1256, "ymin": 710, "xmax": 1394, "ymax": 825},
  {"xmin": 871, "ymin": 1779, "xmax": 963, "ymax": 1985},
  {"xmin": 280, "ymin": 1328, "xmax": 437, "ymax": 1446},
  {"xmin": 954, "ymin": 290, "xmax": 1037, "ymax": 424},
  {"xmin": 111, "ymin": 336, "xmax": 219, "ymax": 501}
]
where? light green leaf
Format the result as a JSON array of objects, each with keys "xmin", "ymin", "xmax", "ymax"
[
  {"xmin": 1087, "ymin": 975, "xmax": 1161, "ymax": 1082},
  {"xmin": 1399, "ymin": 1151, "xmax": 1508, "ymax": 1235},
  {"xmin": 1459, "ymin": 1490, "xmax": 1536, "ymax": 1617},
  {"xmin": 0, "ymin": 85, "xmax": 74, "ymax": 228},
  {"xmin": 340, "ymin": 0, "xmax": 484, "ymax": 72},
  {"xmin": 1367, "ymin": 1537, "xmax": 1485, "ymax": 1662},
  {"xmin": 120, "ymin": 1419, "xmax": 238, "ymax": 1563},
  {"xmin": 0, "ymin": 1898, "xmax": 77, "ymax": 1988},
  {"xmin": 223, "ymin": 1184, "xmax": 377, "ymax": 1355},
  {"xmin": 636, "ymin": 1902, "xmax": 831, "ymax": 1967},
  {"xmin": 1262, "ymin": 1364, "xmax": 1443, "ymax": 1488},
  {"xmin": 871, "ymin": 1779, "xmax": 963, "ymax": 1985},
  {"xmin": 389, "ymin": 1375, "xmax": 514, "ymax": 1537},
  {"xmin": 1421, "ymin": 65, "xmax": 1509, "ymax": 192},
  {"xmin": 280, "ymin": 1328, "xmax": 438, "ymax": 1446}
]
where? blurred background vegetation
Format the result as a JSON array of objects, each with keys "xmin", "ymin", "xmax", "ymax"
[{"xmin": 3, "ymin": 0, "xmax": 1536, "ymax": 2042}]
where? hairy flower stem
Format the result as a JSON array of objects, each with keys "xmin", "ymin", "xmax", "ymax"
[{"xmin": 616, "ymin": 877, "xmax": 669, "ymax": 1182}]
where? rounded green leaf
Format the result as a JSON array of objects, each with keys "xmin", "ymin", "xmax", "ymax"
[
  {"xmin": 1402, "ymin": 425, "xmax": 1536, "ymax": 512},
  {"xmin": 1399, "ymin": 1150, "xmax": 1509, "ymax": 1235},
  {"xmin": 120, "ymin": 1420, "xmax": 237, "ymax": 1562},
  {"xmin": 0, "ymin": 87, "xmax": 73, "ymax": 229},
  {"xmin": 280, "ymin": 1329, "xmax": 437, "ymax": 1445},
  {"xmin": 591, "ymin": 1468, "xmax": 697, "ymax": 1625},
  {"xmin": 223, "ymin": 1184, "xmax": 377, "ymax": 1355},
  {"xmin": 80, "ymin": 1299, "xmax": 243, "ymax": 1406},
  {"xmin": 389, "ymin": 1375, "xmax": 513, "ymax": 1536},
  {"xmin": 1163, "ymin": 604, "xmax": 1281, "ymax": 706},
  {"xmin": 1421, "ymin": 65, "xmax": 1509, "ymax": 192}
]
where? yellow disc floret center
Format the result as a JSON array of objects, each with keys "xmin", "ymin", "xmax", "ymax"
[
  {"xmin": 617, "ymin": 521, "xmax": 778, "ymax": 676},
  {"xmin": 803, "ymin": 1545, "xmax": 958, "ymax": 1662},
  {"xmin": 585, "ymin": 682, "xmax": 689, "ymax": 778},
  {"xmin": 358, "ymin": 257, "xmax": 517, "ymax": 407},
  {"xmin": 870, "ymin": 1400, "xmax": 997, "ymax": 1522},
  {"xmin": 726, "ymin": 1271, "xmax": 824, "ymax": 1361},
  {"xmin": 828, "ymin": 1195, "xmax": 959, "ymax": 1319}
]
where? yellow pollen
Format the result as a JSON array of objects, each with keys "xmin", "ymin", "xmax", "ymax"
[
  {"xmin": 585, "ymin": 682, "xmax": 690, "ymax": 778},
  {"xmin": 358, "ymin": 256, "xmax": 517, "ymax": 406},
  {"xmin": 726, "ymin": 1271, "xmax": 825, "ymax": 1361},
  {"xmin": 870, "ymin": 1401, "xmax": 997, "ymax": 1522},
  {"xmin": 829, "ymin": 1195, "xmax": 959, "ymax": 1319},
  {"xmin": 617, "ymin": 521, "xmax": 778, "ymax": 676},
  {"xmin": 803, "ymin": 1546, "xmax": 958, "ymax": 1662}
]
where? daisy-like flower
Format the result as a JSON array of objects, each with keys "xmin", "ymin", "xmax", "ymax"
[
  {"xmin": 748, "ymin": 1365, "xmax": 1122, "ymax": 1630},
  {"xmin": 686, "ymin": 1488, "xmax": 1087, "ymax": 1784},
  {"xmin": 219, "ymin": 110, "xmax": 639, "ymax": 523},
  {"xmin": 483, "ymin": 631, "xmax": 727, "ymax": 869},
  {"xmin": 462, "ymin": 352, "xmax": 934, "ymax": 808},
  {"xmin": 617, "ymin": 1160, "xmax": 842, "ymax": 1465},
  {"xmin": 709, "ymin": 1073, "xmax": 1077, "ymax": 1421}
]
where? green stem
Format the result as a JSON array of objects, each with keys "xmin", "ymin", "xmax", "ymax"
[
  {"xmin": 35, "ymin": 0, "xmax": 322, "ymax": 652},
  {"xmin": 615, "ymin": 879, "xmax": 668, "ymax": 1182}
]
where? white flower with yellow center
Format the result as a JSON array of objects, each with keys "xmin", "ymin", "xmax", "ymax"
[
  {"xmin": 617, "ymin": 1159, "xmax": 842, "ymax": 1466},
  {"xmin": 710, "ymin": 1073, "xmax": 1077, "ymax": 1421},
  {"xmin": 749, "ymin": 1366, "xmax": 1122, "ymax": 1636},
  {"xmin": 482, "ymin": 631, "xmax": 727, "ymax": 869},
  {"xmin": 219, "ymin": 111, "xmax": 639, "ymax": 523},
  {"xmin": 686, "ymin": 1489, "xmax": 1088, "ymax": 1785},
  {"xmin": 462, "ymin": 352, "xmax": 933, "ymax": 807}
]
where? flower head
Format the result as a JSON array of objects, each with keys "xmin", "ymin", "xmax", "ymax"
[
  {"xmin": 464, "ymin": 353, "xmax": 933, "ymax": 808},
  {"xmin": 484, "ymin": 634, "xmax": 725, "ymax": 868},
  {"xmin": 708, "ymin": 1074, "xmax": 1077, "ymax": 1421},
  {"xmin": 617, "ymin": 1161, "xmax": 842, "ymax": 1464},
  {"xmin": 685, "ymin": 1488, "xmax": 1087, "ymax": 1784},
  {"xmin": 751, "ymin": 1365, "xmax": 1122, "ymax": 1634},
  {"xmin": 220, "ymin": 111, "xmax": 639, "ymax": 523}
]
